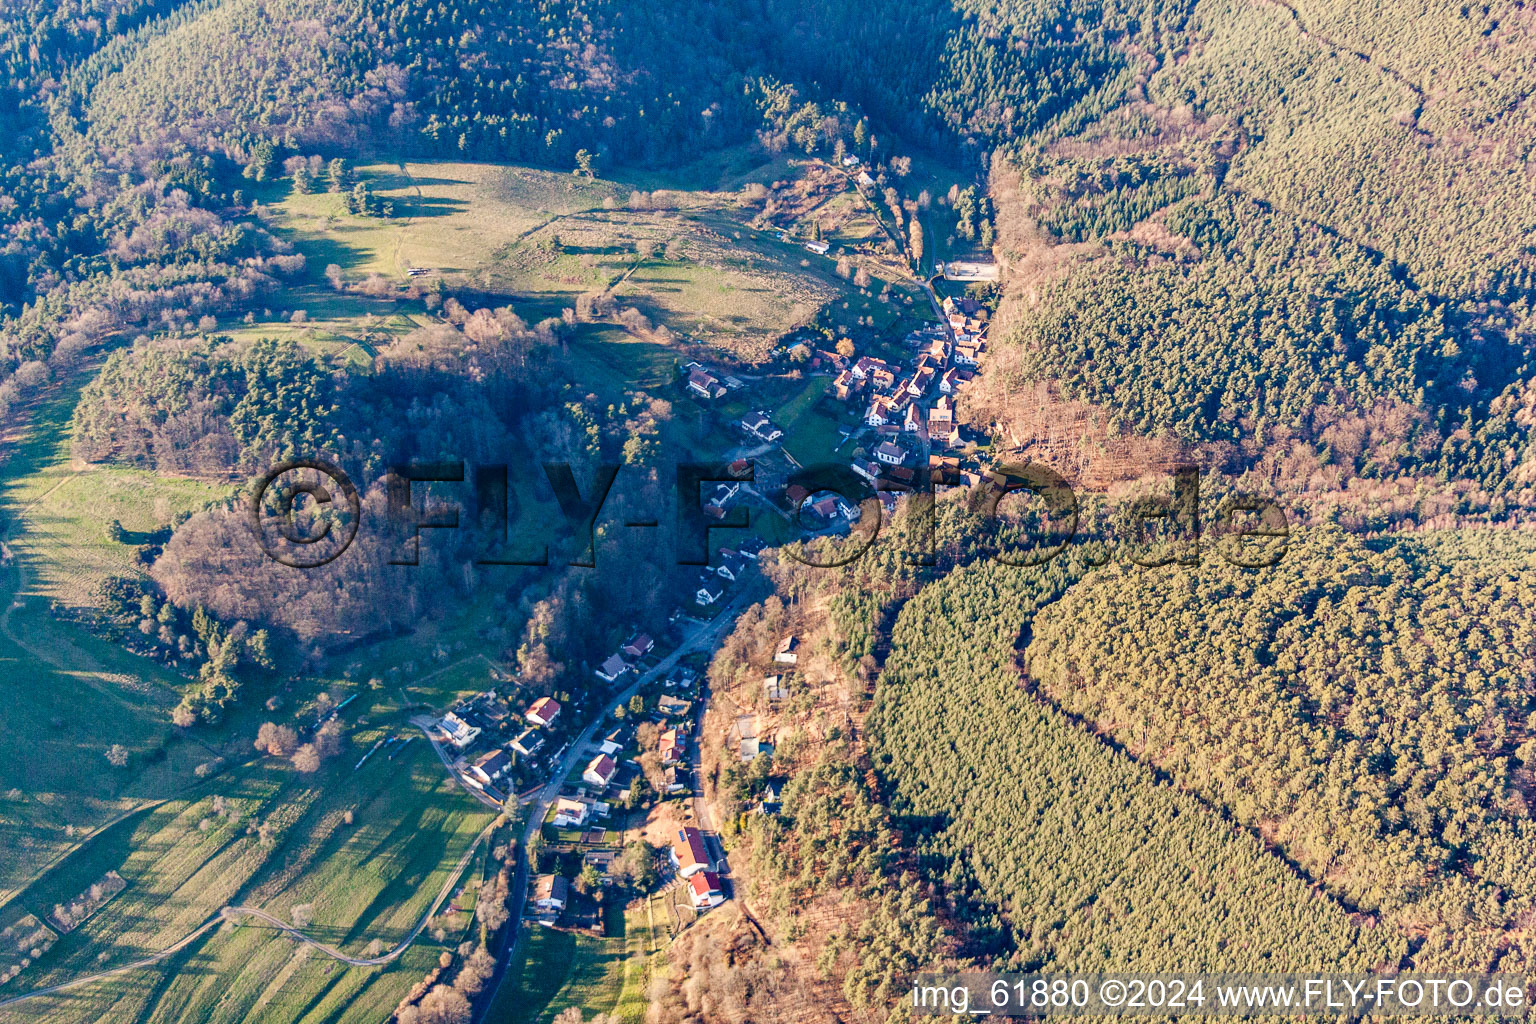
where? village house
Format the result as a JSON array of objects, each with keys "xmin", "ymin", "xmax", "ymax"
[
  {"xmin": 659, "ymin": 728, "xmax": 685, "ymax": 765},
  {"xmin": 664, "ymin": 765, "xmax": 688, "ymax": 794},
  {"xmin": 512, "ymin": 729, "xmax": 544, "ymax": 758},
  {"xmin": 804, "ymin": 239, "xmax": 830, "ymax": 255},
  {"xmin": 930, "ymin": 454, "xmax": 963, "ymax": 488},
  {"xmin": 553, "ymin": 797, "xmax": 590, "ymax": 828},
  {"xmin": 902, "ymin": 403, "xmax": 925, "ymax": 437},
  {"xmin": 939, "ymin": 366, "xmax": 961, "ymax": 394},
  {"xmin": 856, "ymin": 169, "xmax": 876, "ymax": 189},
  {"xmin": 525, "ymin": 697, "xmax": 561, "ymax": 728},
  {"xmin": 689, "ymin": 871, "xmax": 726, "ymax": 910},
  {"xmin": 657, "ymin": 694, "xmax": 692, "ymax": 718},
  {"xmin": 702, "ymin": 481, "xmax": 741, "ymax": 520},
  {"xmin": 832, "ymin": 369, "xmax": 857, "ymax": 401},
  {"xmin": 696, "ymin": 577, "xmax": 725, "ymax": 606},
  {"xmin": 584, "ymin": 753, "xmax": 618, "ymax": 789},
  {"xmin": 818, "ymin": 348, "xmax": 851, "ymax": 371},
  {"xmin": 739, "ymin": 735, "xmax": 774, "ymax": 761},
  {"xmin": 875, "ymin": 441, "xmax": 908, "ymax": 466},
  {"xmin": 775, "ymin": 635, "xmax": 799, "ymax": 664},
  {"xmin": 851, "ymin": 356, "xmax": 899, "ymax": 389},
  {"xmin": 533, "ymin": 874, "xmax": 570, "ymax": 915},
  {"xmin": 440, "ymin": 712, "xmax": 481, "ymax": 750},
  {"xmin": 621, "ymin": 633, "xmax": 654, "ymax": 660},
  {"xmin": 864, "ymin": 395, "xmax": 895, "ymax": 427},
  {"xmin": 908, "ymin": 364, "xmax": 936, "ymax": 397},
  {"xmin": 851, "ymin": 458, "xmax": 880, "ymax": 484},
  {"xmin": 954, "ymin": 341, "xmax": 982, "ymax": 366},
  {"xmin": 595, "ymin": 654, "xmax": 629, "ymax": 684},
  {"xmin": 714, "ymin": 551, "xmax": 748, "ymax": 582},
  {"xmin": 467, "ymin": 748, "xmax": 511, "ymax": 788},
  {"xmin": 665, "ymin": 665, "xmax": 698, "ymax": 690},
  {"xmin": 583, "ymin": 849, "xmax": 618, "ymax": 885},
  {"xmin": 929, "ymin": 395, "xmax": 957, "ymax": 447},
  {"xmin": 764, "ymin": 674, "xmax": 788, "ymax": 702},
  {"xmin": 809, "ymin": 494, "xmax": 856, "ymax": 522},
  {"xmin": 741, "ymin": 411, "xmax": 784, "ymax": 443},
  {"xmin": 671, "ymin": 827, "xmax": 712, "ymax": 878},
  {"xmin": 757, "ymin": 779, "xmax": 784, "ymax": 815},
  {"xmin": 687, "ymin": 367, "xmax": 726, "ymax": 400}
]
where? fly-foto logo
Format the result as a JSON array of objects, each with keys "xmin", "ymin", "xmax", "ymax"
[{"xmin": 248, "ymin": 459, "xmax": 1289, "ymax": 570}]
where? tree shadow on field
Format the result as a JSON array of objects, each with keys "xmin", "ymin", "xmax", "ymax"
[{"xmin": 394, "ymin": 196, "xmax": 470, "ymax": 220}]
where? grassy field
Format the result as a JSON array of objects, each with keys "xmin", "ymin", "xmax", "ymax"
[
  {"xmin": 0, "ymin": 383, "xmax": 235, "ymax": 902},
  {"xmin": 0, "ymin": 375, "xmax": 512, "ymax": 1022},
  {"xmin": 0, "ymin": 741, "xmax": 494, "ymax": 1024},
  {"xmin": 253, "ymin": 158, "xmax": 897, "ymax": 364},
  {"xmin": 487, "ymin": 901, "xmax": 647, "ymax": 1024}
]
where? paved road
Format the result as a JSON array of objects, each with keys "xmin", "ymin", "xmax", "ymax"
[
  {"xmin": 0, "ymin": 819, "xmax": 496, "ymax": 1010},
  {"xmin": 411, "ymin": 715, "xmax": 504, "ymax": 810},
  {"xmin": 481, "ymin": 587, "xmax": 756, "ymax": 1013}
]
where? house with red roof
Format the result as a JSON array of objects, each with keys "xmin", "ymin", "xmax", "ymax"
[
  {"xmin": 584, "ymin": 753, "xmax": 618, "ymax": 789},
  {"xmin": 670, "ymin": 827, "xmax": 712, "ymax": 878}
]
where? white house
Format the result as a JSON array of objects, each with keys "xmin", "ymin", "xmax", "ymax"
[
  {"xmin": 902, "ymin": 404, "xmax": 924, "ymax": 435},
  {"xmin": 595, "ymin": 653, "xmax": 628, "ymax": 684},
  {"xmin": 774, "ymin": 635, "xmax": 800, "ymax": 664},
  {"xmin": 875, "ymin": 441, "xmax": 908, "ymax": 466},
  {"xmin": 533, "ymin": 874, "xmax": 569, "ymax": 914},
  {"xmin": 664, "ymin": 765, "xmax": 688, "ymax": 794},
  {"xmin": 467, "ymin": 748, "xmax": 511, "ymax": 788},
  {"xmin": 584, "ymin": 753, "xmax": 618, "ymax": 789},
  {"xmin": 865, "ymin": 396, "xmax": 893, "ymax": 427},
  {"xmin": 552, "ymin": 797, "xmax": 590, "ymax": 828},
  {"xmin": 440, "ymin": 712, "xmax": 481, "ymax": 750},
  {"xmin": 689, "ymin": 871, "xmax": 726, "ymax": 910},
  {"xmin": 696, "ymin": 578, "xmax": 725, "ymax": 606},
  {"xmin": 741, "ymin": 412, "xmax": 784, "ymax": 443},
  {"xmin": 687, "ymin": 368, "xmax": 725, "ymax": 400},
  {"xmin": 715, "ymin": 552, "xmax": 749, "ymax": 582},
  {"xmin": 525, "ymin": 697, "xmax": 561, "ymax": 728},
  {"xmin": 804, "ymin": 240, "xmax": 830, "ymax": 255},
  {"xmin": 621, "ymin": 633, "xmax": 654, "ymax": 660},
  {"xmin": 851, "ymin": 459, "xmax": 880, "ymax": 485},
  {"xmin": 671, "ymin": 827, "xmax": 712, "ymax": 878},
  {"xmin": 512, "ymin": 729, "xmax": 544, "ymax": 757},
  {"xmin": 764, "ymin": 675, "xmax": 788, "ymax": 702}
]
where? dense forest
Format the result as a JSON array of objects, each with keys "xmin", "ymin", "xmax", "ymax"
[
  {"xmin": 977, "ymin": 0, "xmax": 1536, "ymax": 501},
  {"xmin": 866, "ymin": 551, "xmax": 1409, "ymax": 974},
  {"xmin": 0, "ymin": 0, "xmax": 1151, "ymax": 398},
  {"xmin": 1025, "ymin": 529, "xmax": 1536, "ymax": 969}
]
